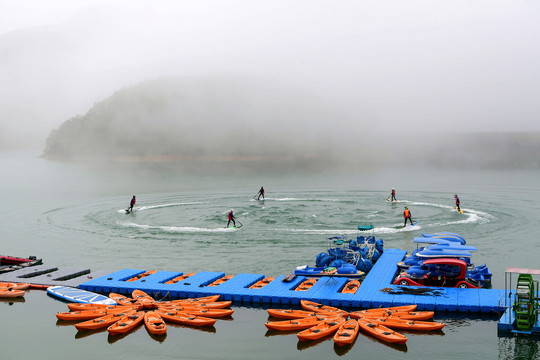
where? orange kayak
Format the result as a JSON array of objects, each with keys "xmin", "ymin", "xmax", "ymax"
[
  {"xmin": 0, "ymin": 282, "xmax": 30, "ymax": 290},
  {"xmin": 67, "ymin": 303, "xmax": 137, "ymax": 311},
  {"xmin": 164, "ymin": 272, "xmax": 195, "ymax": 284},
  {"xmin": 300, "ymin": 300, "xmax": 348, "ymax": 316},
  {"xmin": 267, "ymin": 309, "xmax": 322, "ymax": 319},
  {"xmin": 126, "ymin": 270, "xmax": 157, "ymax": 282},
  {"xmin": 167, "ymin": 295, "xmax": 221, "ymax": 304},
  {"xmin": 0, "ymin": 282, "xmax": 16, "ymax": 288},
  {"xmin": 265, "ymin": 314, "xmax": 335, "ymax": 331},
  {"xmin": 333, "ymin": 319, "xmax": 360, "ymax": 346},
  {"xmin": 358, "ymin": 305, "xmax": 418, "ymax": 314},
  {"xmin": 341, "ymin": 280, "xmax": 360, "ymax": 294},
  {"xmin": 132, "ymin": 289, "xmax": 156, "ymax": 309},
  {"xmin": 14, "ymin": 283, "xmax": 30, "ymax": 290},
  {"xmin": 297, "ymin": 317, "xmax": 346, "ymax": 341},
  {"xmin": 56, "ymin": 307, "xmax": 129, "ymax": 321},
  {"xmin": 157, "ymin": 310, "xmax": 217, "ymax": 327},
  {"xmin": 75, "ymin": 309, "xmax": 136, "ymax": 330},
  {"xmin": 356, "ymin": 318, "xmax": 407, "ymax": 344},
  {"xmin": 109, "ymin": 292, "xmax": 140, "ymax": 307},
  {"xmin": 144, "ymin": 311, "xmax": 167, "ymax": 335},
  {"xmin": 159, "ymin": 306, "xmax": 233, "ymax": 318},
  {"xmin": 356, "ymin": 311, "xmax": 435, "ymax": 321},
  {"xmin": 107, "ymin": 311, "xmax": 145, "ymax": 335},
  {"xmin": 28, "ymin": 284, "xmax": 50, "ymax": 290},
  {"xmin": 158, "ymin": 301, "xmax": 232, "ymax": 310},
  {"xmin": 0, "ymin": 288, "xmax": 25, "ymax": 298},
  {"xmin": 295, "ymin": 278, "xmax": 317, "ymax": 291},
  {"xmin": 208, "ymin": 275, "xmax": 234, "ymax": 286},
  {"xmin": 367, "ymin": 317, "xmax": 445, "ymax": 331},
  {"xmin": 249, "ymin": 277, "xmax": 275, "ymax": 289}
]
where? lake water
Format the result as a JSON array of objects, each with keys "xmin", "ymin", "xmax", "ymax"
[{"xmin": 1, "ymin": 152, "xmax": 540, "ymax": 359}]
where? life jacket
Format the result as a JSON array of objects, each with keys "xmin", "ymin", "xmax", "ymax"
[
  {"xmin": 228, "ymin": 211, "xmax": 233, "ymax": 220},
  {"xmin": 455, "ymin": 197, "xmax": 460, "ymax": 205},
  {"xmin": 131, "ymin": 198, "xmax": 136, "ymax": 206},
  {"xmin": 392, "ymin": 190, "xmax": 395, "ymax": 196},
  {"xmin": 403, "ymin": 209, "xmax": 410, "ymax": 218}
]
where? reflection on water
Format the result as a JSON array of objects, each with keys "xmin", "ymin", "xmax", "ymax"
[
  {"xmin": 0, "ymin": 297, "xmax": 26, "ymax": 305},
  {"xmin": 107, "ymin": 325, "xmax": 145, "ymax": 344},
  {"xmin": 498, "ymin": 336, "xmax": 540, "ymax": 360},
  {"xmin": 75, "ymin": 327, "xmax": 108, "ymax": 339},
  {"xmin": 356, "ymin": 333, "xmax": 409, "ymax": 353},
  {"xmin": 296, "ymin": 336, "xmax": 331, "ymax": 351}
]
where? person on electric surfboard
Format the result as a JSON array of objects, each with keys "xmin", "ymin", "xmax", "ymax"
[
  {"xmin": 403, "ymin": 206, "xmax": 414, "ymax": 227},
  {"xmin": 126, "ymin": 195, "xmax": 136, "ymax": 213},
  {"xmin": 390, "ymin": 188, "xmax": 396, "ymax": 201},
  {"xmin": 227, "ymin": 209, "xmax": 236, "ymax": 228},
  {"xmin": 257, "ymin": 186, "xmax": 265, "ymax": 200},
  {"xmin": 454, "ymin": 194, "xmax": 461, "ymax": 212}
]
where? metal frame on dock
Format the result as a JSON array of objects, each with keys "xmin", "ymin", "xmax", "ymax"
[{"xmin": 498, "ymin": 267, "xmax": 540, "ymax": 336}]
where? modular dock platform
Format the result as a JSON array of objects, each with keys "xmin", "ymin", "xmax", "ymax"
[
  {"xmin": 0, "ymin": 265, "xmax": 112, "ymax": 288},
  {"xmin": 497, "ymin": 307, "xmax": 540, "ymax": 336},
  {"xmin": 78, "ymin": 248, "xmax": 507, "ymax": 314}
]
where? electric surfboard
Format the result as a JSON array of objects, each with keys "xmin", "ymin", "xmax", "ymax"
[{"xmin": 47, "ymin": 286, "xmax": 116, "ymax": 305}]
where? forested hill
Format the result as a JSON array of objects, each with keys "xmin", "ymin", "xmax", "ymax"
[
  {"xmin": 42, "ymin": 76, "xmax": 540, "ymax": 170},
  {"xmin": 42, "ymin": 76, "xmax": 347, "ymax": 164}
]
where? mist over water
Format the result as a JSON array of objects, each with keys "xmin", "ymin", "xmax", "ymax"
[{"xmin": 1, "ymin": 1, "xmax": 539, "ymax": 159}]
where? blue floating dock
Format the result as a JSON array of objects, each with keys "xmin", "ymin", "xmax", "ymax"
[
  {"xmin": 78, "ymin": 248, "xmax": 507, "ymax": 313},
  {"xmin": 498, "ymin": 307, "xmax": 540, "ymax": 335}
]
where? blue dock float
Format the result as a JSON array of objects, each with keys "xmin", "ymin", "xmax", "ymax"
[{"xmin": 78, "ymin": 248, "xmax": 507, "ymax": 313}]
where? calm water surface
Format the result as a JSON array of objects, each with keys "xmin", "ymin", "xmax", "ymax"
[{"xmin": 1, "ymin": 153, "xmax": 540, "ymax": 360}]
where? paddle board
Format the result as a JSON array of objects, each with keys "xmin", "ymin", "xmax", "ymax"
[
  {"xmin": 47, "ymin": 286, "xmax": 116, "ymax": 305},
  {"xmin": 357, "ymin": 225, "xmax": 374, "ymax": 231},
  {"xmin": 397, "ymin": 221, "xmax": 418, "ymax": 229}
]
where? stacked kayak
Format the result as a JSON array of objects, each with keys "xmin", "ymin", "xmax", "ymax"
[
  {"xmin": 0, "ymin": 254, "xmax": 42, "ymax": 274},
  {"xmin": 0, "ymin": 282, "xmax": 27, "ymax": 298},
  {"xmin": 265, "ymin": 301, "xmax": 445, "ymax": 348}
]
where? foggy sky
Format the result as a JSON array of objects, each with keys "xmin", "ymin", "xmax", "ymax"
[{"xmin": 1, "ymin": 0, "xmax": 539, "ymax": 151}]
